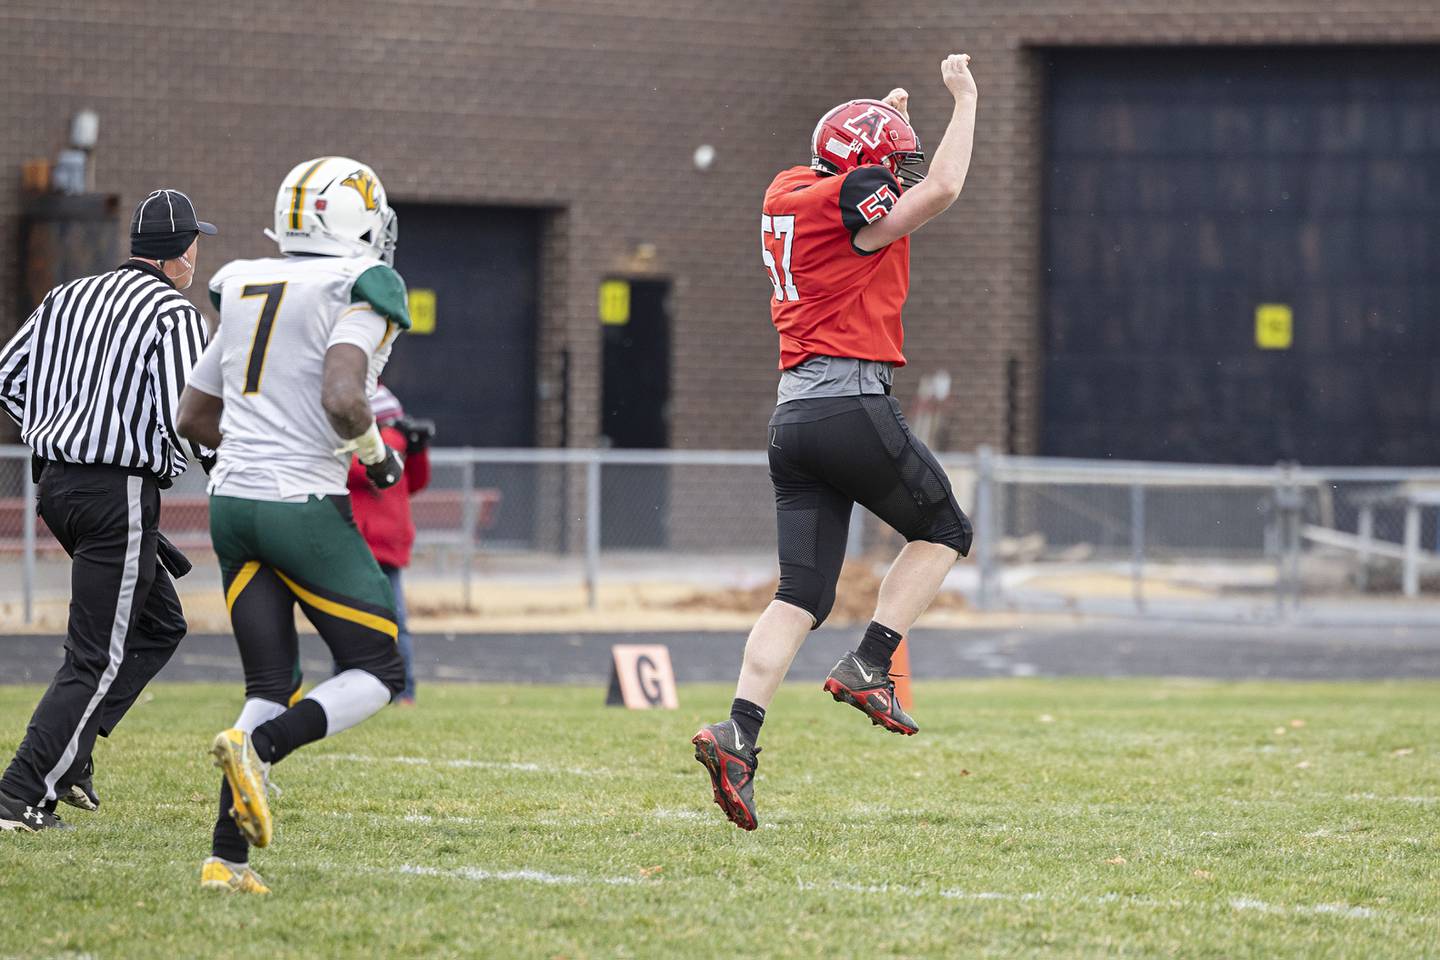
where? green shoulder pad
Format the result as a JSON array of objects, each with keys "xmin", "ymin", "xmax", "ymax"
[{"xmin": 350, "ymin": 265, "xmax": 411, "ymax": 330}]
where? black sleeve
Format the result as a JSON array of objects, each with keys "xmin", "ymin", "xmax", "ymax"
[{"xmin": 838, "ymin": 166, "xmax": 902, "ymax": 237}]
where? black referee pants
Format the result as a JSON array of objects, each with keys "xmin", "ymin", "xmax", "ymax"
[{"xmin": 0, "ymin": 463, "xmax": 186, "ymax": 807}]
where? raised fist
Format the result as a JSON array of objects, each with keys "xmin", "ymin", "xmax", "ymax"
[
  {"xmin": 882, "ymin": 87, "xmax": 910, "ymax": 121},
  {"xmin": 941, "ymin": 53, "xmax": 977, "ymax": 101}
]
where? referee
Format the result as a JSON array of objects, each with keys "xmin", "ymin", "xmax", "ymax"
[{"xmin": 0, "ymin": 189, "xmax": 215, "ymax": 832}]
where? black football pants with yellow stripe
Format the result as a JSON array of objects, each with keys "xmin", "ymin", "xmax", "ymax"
[{"xmin": 209, "ymin": 494, "xmax": 405, "ymax": 704}]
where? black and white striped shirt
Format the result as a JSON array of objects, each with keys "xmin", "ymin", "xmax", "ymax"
[{"xmin": 0, "ymin": 261, "xmax": 209, "ymax": 480}]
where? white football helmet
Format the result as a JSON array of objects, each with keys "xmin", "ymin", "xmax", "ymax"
[{"xmin": 267, "ymin": 156, "xmax": 398, "ymax": 264}]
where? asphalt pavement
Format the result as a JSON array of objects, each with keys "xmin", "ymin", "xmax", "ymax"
[{"xmin": 3, "ymin": 620, "xmax": 1439, "ymax": 685}]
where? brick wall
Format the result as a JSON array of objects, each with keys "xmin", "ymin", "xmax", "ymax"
[
  {"xmin": 0, "ymin": 0, "xmax": 840, "ymax": 448},
  {"xmin": 853, "ymin": 1, "xmax": 1440, "ymax": 455},
  {"xmin": 4, "ymin": 0, "xmax": 1440, "ymax": 454}
]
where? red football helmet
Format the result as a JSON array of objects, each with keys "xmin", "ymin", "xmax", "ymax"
[{"xmin": 810, "ymin": 99, "xmax": 926, "ymax": 187}]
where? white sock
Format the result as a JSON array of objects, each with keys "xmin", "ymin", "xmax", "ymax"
[
  {"xmin": 304, "ymin": 669, "xmax": 391, "ymax": 736},
  {"xmin": 234, "ymin": 698, "xmax": 287, "ymax": 734}
]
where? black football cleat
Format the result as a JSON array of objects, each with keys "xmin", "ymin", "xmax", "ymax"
[
  {"xmin": 0, "ymin": 791, "xmax": 70, "ymax": 832},
  {"xmin": 60, "ymin": 759, "xmax": 99, "ymax": 813},
  {"xmin": 823, "ymin": 651, "xmax": 919, "ymax": 736},
  {"xmin": 691, "ymin": 719, "xmax": 760, "ymax": 831}
]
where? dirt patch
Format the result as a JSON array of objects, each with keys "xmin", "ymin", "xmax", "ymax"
[{"xmin": 663, "ymin": 559, "xmax": 966, "ymax": 624}]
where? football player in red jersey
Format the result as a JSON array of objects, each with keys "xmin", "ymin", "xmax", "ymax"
[{"xmin": 693, "ymin": 54, "xmax": 979, "ymax": 830}]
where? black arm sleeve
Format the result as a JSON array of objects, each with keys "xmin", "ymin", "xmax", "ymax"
[{"xmin": 838, "ymin": 166, "xmax": 902, "ymax": 237}]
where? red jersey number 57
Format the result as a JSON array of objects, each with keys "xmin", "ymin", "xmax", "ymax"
[
  {"xmin": 857, "ymin": 185, "xmax": 899, "ymax": 224},
  {"xmin": 762, "ymin": 214, "xmax": 799, "ymax": 302}
]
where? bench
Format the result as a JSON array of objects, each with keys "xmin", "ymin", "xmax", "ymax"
[{"xmin": 0, "ymin": 490, "xmax": 503, "ymax": 557}]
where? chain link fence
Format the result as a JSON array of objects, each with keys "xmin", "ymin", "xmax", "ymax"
[{"xmin": 7, "ymin": 444, "xmax": 1440, "ymax": 625}]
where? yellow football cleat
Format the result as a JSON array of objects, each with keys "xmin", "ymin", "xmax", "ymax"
[
  {"xmin": 200, "ymin": 856, "xmax": 271, "ymax": 894},
  {"xmin": 210, "ymin": 728, "xmax": 274, "ymax": 848}
]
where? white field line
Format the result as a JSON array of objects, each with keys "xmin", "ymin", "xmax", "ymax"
[
  {"xmin": 650, "ymin": 807, "xmax": 711, "ymax": 822},
  {"xmin": 156, "ymin": 802, "xmax": 484, "ymax": 827},
  {"xmin": 402, "ymin": 813, "xmax": 483, "ymax": 825},
  {"xmin": 32, "ymin": 850, "xmax": 1392, "ymax": 919},
  {"xmin": 311, "ymin": 752, "xmax": 603, "ymax": 777},
  {"xmin": 77, "ymin": 854, "xmax": 647, "ymax": 890},
  {"xmin": 805, "ymin": 880, "xmax": 1051, "ymax": 905},
  {"xmin": 1229, "ymin": 897, "xmax": 1377, "ymax": 920},
  {"xmin": 802, "ymin": 880, "xmax": 1384, "ymax": 921},
  {"xmin": 157, "ymin": 800, "xmax": 751, "ymax": 830},
  {"xmin": 1346, "ymin": 792, "xmax": 1438, "ymax": 804},
  {"xmin": 394, "ymin": 863, "xmax": 641, "ymax": 886},
  {"xmin": 304, "ymin": 861, "xmax": 643, "ymax": 887}
]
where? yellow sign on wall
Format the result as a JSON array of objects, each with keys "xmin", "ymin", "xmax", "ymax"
[
  {"xmin": 1255, "ymin": 303, "xmax": 1292, "ymax": 350},
  {"xmin": 408, "ymin": 288, "xmax": 437, "ymax": 335},
  {"xmin": 599, "ymin": 280, "xmax": 631, "ymax": 326}
]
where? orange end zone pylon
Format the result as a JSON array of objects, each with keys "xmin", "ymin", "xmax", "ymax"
[{"xmin": 893, "ymin": 635, "xmax": 913, "ymax": 711}]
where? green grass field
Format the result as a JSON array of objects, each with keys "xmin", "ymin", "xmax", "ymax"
[{"xmin": 0, "ymin": 679, "xmax": 1436, "ymax": 959}]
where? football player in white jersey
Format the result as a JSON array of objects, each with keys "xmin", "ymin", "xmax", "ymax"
[{"xmin": 177, "ymin": 157, "xmax": 410, "ymax": 894}]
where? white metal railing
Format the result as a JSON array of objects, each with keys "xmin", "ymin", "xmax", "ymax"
[
  {"xmin": 424, "ymin": 447, "xmax": 774, "ymax": 607},
  {"xmin": 8, "ymin": 443, "xmax": 1440, "ymax": 624},
  {"xmin": 974, "ymin": 447, "xmax": 1307, "ymax": 615}
]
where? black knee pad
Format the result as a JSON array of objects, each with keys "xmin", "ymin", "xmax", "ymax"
[
  {"xmin": 917, "ymin": 502, "xmax": 974, "ymax": 557},
  {"xmin": 812, "ymin": 584, "xmax": 837, "ymax": 629},
  {"xmin": 773, "ymin": 491, "xmax": 849, "ymax": 631},
  {"xmin": 775, "ymin": 568, "xmax": 837, "ymax": 629}
]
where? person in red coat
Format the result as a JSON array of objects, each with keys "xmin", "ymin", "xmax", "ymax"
[{"xmin": 346, "ymin": 384, "xmax": 434, "ymax": 705}]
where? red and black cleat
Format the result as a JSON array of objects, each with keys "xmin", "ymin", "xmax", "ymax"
[
  {"xmin": 822, "ymin": 652, "xmax": 919, "ymax": 736},
  {"xmin": 691, "ymin": 720, "xmax": 760, "ymax": 831}
]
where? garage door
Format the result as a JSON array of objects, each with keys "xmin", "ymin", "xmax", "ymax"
[
  {"xmin": 384, "ymin": 203, "xmax": 540, "ymax": 448},
  {"xmin": 1043, "ymin": 47, "xmax": 1440, "ymax": 465}
]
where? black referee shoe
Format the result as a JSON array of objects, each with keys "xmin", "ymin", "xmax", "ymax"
[
  {"xmin": 59, "ymin": 759, "xmax": 100, "ymax": 813},
  {"xmin": 0, "ymin": 791, "xmax": 69, "ymax": 832}
]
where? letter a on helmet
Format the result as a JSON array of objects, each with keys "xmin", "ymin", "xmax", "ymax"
[{"xmin": 810, "ymin": 100, "xmax": 926, "ymax": 188}]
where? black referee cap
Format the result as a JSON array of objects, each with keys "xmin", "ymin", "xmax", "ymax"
[
  {"xmin": 131, "ymin": 189, "xmax": 216, "ymax": 237},
  {"xmin": 130, "ymin": 189, "xmax": 216, "ymax": 259}
]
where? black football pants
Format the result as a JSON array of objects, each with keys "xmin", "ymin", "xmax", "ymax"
[
  {"xmin": 767, "ymin": 395, "xmax": 974, "ymax": 627},
  {"xmin": 0, "ymin": 463, "xmax": 186, "ymax": 806}
]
